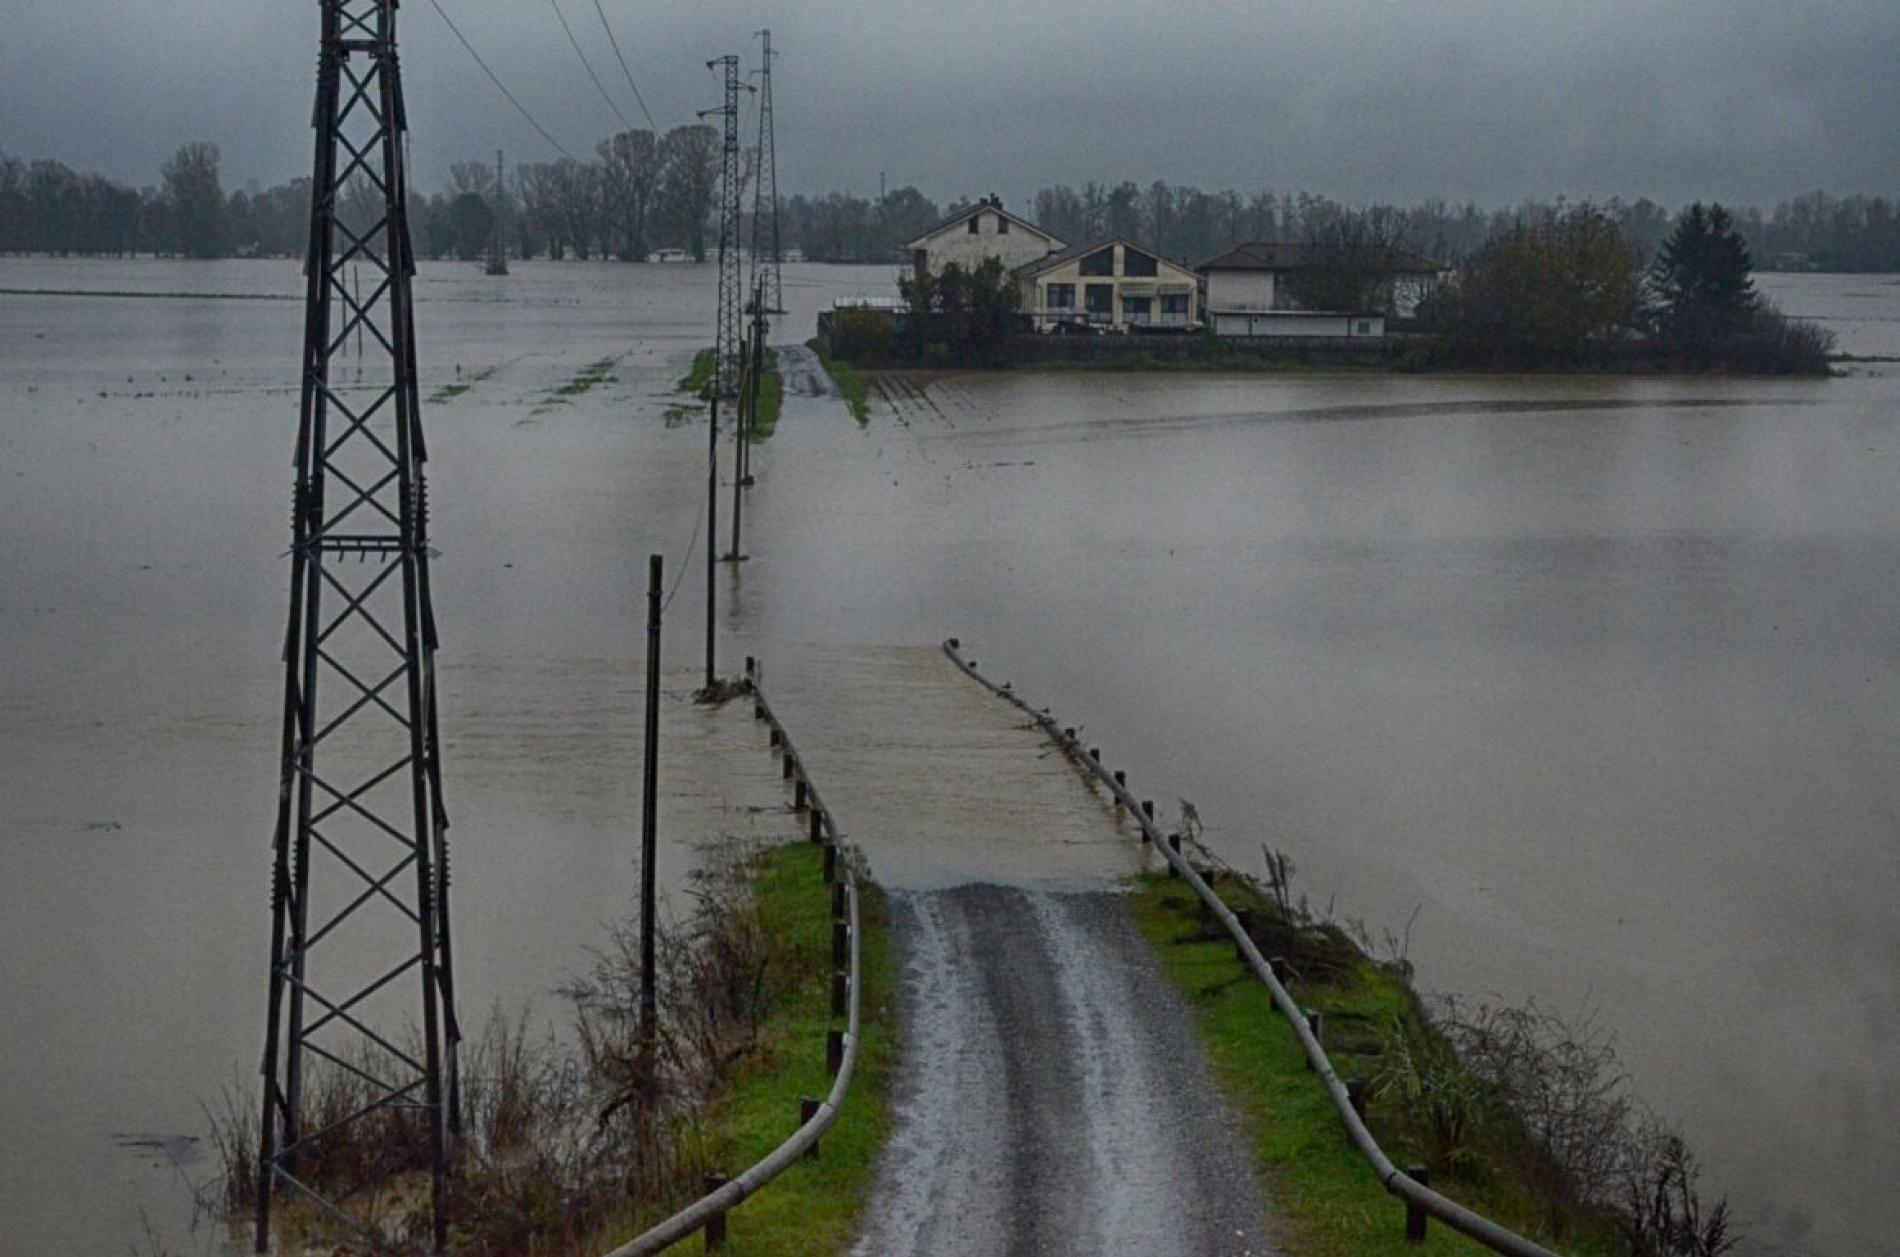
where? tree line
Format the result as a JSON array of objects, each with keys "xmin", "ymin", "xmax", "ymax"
[{"xmin": 3, "ymin": 140, "xmax": 1895, "ymax": 274}]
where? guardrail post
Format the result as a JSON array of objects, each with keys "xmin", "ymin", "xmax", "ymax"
[
  {"xmin": 782, "ymin": 752, "xmax": 794, "ymax": 780},
  {"xmin": 1305, "ymin": 1011, "xmax": 1323, "ymax": 1067},
  {"xmin": 1234, "ymin": 909, "xmax": 1255, "ymax": 963},
  {"xmin": 823, "ymin": 841, "xmax": 837, "ymax": 882},
  {"xmin": 1269, "ymin": 955, "xmax": 1290, "ymax": 989},
  {"xmin": 769, "ymin": 726, "xmax": 781, "ymax": 746},
  {"xmin": 793, "ymin": 778, "xmax": 808, "ymax": 810},
  {"xmin": 831, "ymin": 967, "xmax": 848, "ymax": 1018},
  {"xmin": 1113, "ymin": 769, "xmax": 1126, "ymax": 789},
  {"xmin": 831, "ymin": 881, "xmax": 846, "ymax": 921},
  {"xmin": 704, "ymin": 1173, "xmax": 728, "ymax": 1249},
  {"xmin": 800, "ymin": 1097, "xmax": 822, "ymax": 1158},
  {"xmin": 1089, "ymin": 747, "xmax": 1101, "ymax": 763},
  {"xmin": 826, "ymin": 1028, "xmax": 844, "ymax": 1075},
  {"xmin": 1347, "ymin": 1078, "xmax": 1368, "ymax": 1118},
  {"xmin": 1063, "ymin": 726, "xmax": 1075, "ymax": 742},
  {"xmin": 809, "ymin": 809, "xmax": 824, "ymax": 842},
  {"xmin": 1167, "ymin": 832, "xmax": 1181, "ymax": 874},
  {"xmin": 832, "ymin": 919, "xmax": 849, "ymax": 970},
  {"xmin": 1405, "ymin": 1166, "xmax": 1429, "ymax": 1243},
  {"xmin": 1140, "ymin": 799, "xmax": 1154, "ymax": 842}
]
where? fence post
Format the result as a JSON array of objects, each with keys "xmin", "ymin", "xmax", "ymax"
[
  {"xmin": 1405, "ymin": 1166, "xmax": 1430, "ymax": 1243},
  {"xmin": 704, "ymin": 1172, "xmax": 728, "ymax": 1249},
  {"xmin": 800, "ymin": 1097, "xmax": 822, "ymax": 1158}
]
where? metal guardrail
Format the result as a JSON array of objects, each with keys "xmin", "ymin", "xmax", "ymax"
[
  {"xmin": 601, "ymin": 658, "xmax": 863, "ymax": 1257},
  {"xmin": 941, "ymin": 639, "xmax": 1567, "ymax": 1257}
]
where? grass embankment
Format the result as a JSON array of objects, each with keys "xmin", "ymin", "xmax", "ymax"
[
  {"xmin": 673, "ymin": 347, "xmax": 786, "ymax": 441},
  {"xmin": 683, "ymin": 842, "xmax": 895, "ymax": 1255},
  {"xmin": 1131, "ymin": 872, "xmax": 1623, "ymax": 1257},
  {"xmin": 679, "ymin": 347, "xmax": 717, "ymax": 396},
  {"xmin": 805, "ymin": 338, "xmax": 870, "ymax": 422}
]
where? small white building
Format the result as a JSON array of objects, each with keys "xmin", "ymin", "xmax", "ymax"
[
  {"xmin": 1013, "ymin": 238, "xmax": 1201, "ymax": 332},
  {"xmin": 905, "ymin": 195, "xmax": 1065, "ymax": 276},
  {"xmin": 1198, "ymin": 242, "xmax": 1446, "ymax": 335}
]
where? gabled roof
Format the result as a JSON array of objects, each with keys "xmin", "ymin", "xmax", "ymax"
[
  {"xmin": 904, "ymin": 199, "xmax": 1062, "ymax": 249},
  {"xmin": 1011, "ymin": 236, "xmax": 1193, "ymax": 280},
  {"xmin": 1197, "ymin": 242, "xmax": 1447, "ymax": 274}
]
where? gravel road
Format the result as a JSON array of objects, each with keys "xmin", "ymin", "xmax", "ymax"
[{"xmin": 853, "ymin": 884, "xmax": 1274, "ymax": 1257}]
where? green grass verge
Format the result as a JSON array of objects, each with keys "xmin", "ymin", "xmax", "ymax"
[
  {"xmin": 1130, "ymin": 873, "xmax": 1620, "ymax": 1257},
  {"xmin": 806, "ymin": 339, "xmax": 870, "ymax": 422},
  {"xmin": 694, "ymin": 843, "xmax": 895, "ymax": 1256},
  {"xmin": 749, "ymin": 349, "xmax": 784, "ymax": 440},
  {"xmin": 679, "ymin": 347, "xmax": 717, "ymax": 396}
]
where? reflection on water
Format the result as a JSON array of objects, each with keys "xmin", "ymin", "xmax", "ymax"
[{"xmin": 2, "ymin": 261, "xmax": 1896, "ymax": 1255}]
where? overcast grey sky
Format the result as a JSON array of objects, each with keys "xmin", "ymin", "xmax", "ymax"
[{"xmin": 3, "ymin": 0, "xmax": 1894, "ymax": 209}]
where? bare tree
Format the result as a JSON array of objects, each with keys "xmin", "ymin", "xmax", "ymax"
[
  {"xmin": 657, "ymin": 124, "xmax": 719, "ymax": 261},
  {"xmin": 597, "ymin": 129, "xmax": 660, "ymax": 262},
  {"xmin": 547, "ymin": 158, "xmax": 601, "ymax": 261},
  {"xmin": 161, "ymin": 141, "xmax": 226, "ymax": 258}
]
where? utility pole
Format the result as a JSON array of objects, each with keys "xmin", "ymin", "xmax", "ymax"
[
  {"xmin": 640, "ymin": 555, "xmax": 661, "ymax": 1055},
  {"xmin": 750, "ymin": 30, "xmax": 783, "ymax": 315},
  {"xmin": 705, "ymin": 392, "xmax": 719, "ymax": 690},
  {"xmin": 485, "ymin": 148, "xmax": 509, "ymax": 276},
  {"xmin": 256, "ymin": 3, "xmax": 461, "ymax": 1252},
  {"xmin": 699, "ymin": 56, "xmax": 751, "ymax": 398}
]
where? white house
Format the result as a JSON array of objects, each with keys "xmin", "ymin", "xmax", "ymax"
[
  {"xmin": 905, "ymin": 195, "xmax": 1064, "ymax": 276},
  {"xmin": 1198, "ymin": 242, "xmax": 1447, "ymax": 335},
  {"xmin": 1013, "ymin": 238, "xmax": 1201, "ymax": 332}
]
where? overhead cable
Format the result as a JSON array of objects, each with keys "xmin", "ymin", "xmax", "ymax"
[
  {"xmin": 423, "ymin": 0, "xmax": 580, "ymax": 161},
  {"xmin": 548, "ymin": 0, "xmax": 634, "ymax": 133},
  {"xmin": 591, "ymin": 0, "xmax": 661, "ymax": 132}
]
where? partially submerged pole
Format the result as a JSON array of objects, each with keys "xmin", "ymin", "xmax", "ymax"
[
  {"xmin": 705, "ymin": 394, "xmax": 718, "ymax": 690},
  {"xmin": 641, "ymin": 555, "xmax": 662, "ymax": 1051}
]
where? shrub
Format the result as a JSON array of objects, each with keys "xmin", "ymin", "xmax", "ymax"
[{"xmin": 829, "ymin": 307, "xmax": 895, "ymax": 366}]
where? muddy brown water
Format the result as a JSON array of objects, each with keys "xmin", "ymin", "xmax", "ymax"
[{"xmin": 2, "ymin": 261, "xmax": 1897, "ymax": 1254}]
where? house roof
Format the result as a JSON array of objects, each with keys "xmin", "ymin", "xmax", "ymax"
[
  {"xmin": 1197, "ymin": 241, "xmax": 1447, "ymax": 274},
  {"xmin": 904, "ymin": 198, "xmax": 1062, "ymax": 250},
  {"xmin": 1011, "ymin": 236, "xmax": 1193, "ymax": 280}
]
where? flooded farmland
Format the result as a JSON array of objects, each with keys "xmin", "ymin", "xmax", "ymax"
[{"xmin": 2, "ymin": 260, "xmax": 1898, "ymax": 1255}]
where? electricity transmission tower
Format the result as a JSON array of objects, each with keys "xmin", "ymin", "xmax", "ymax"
[
  {"xmin": 750, "ymin": 30, "xmax": 783, "ymax": 315},
  {"xmin": 255, "ymin": 2, "xmax": 462, "ymax": 1250},
  {"xmin": 486, "ymin": 148, "xmax": 509, "ymax": 275},
  {"xmin": 700, "ymin": 55, "xmax": 751, "ymax": 397}
]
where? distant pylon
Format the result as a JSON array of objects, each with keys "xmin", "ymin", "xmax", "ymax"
[
  {"xmin": 485, "ymin": 148, "xmax": 509, "ymax": 275},
  {"xmin": 700, "ymin": 55, "xmax": 751, "ymax": 397},
  {"xmin": 750, "ymin": 30, "xmax": 783, "ymax": 315},
  {"xmin": 255, "ymin": 2, "xmax": 462, "ymax": 1251}
]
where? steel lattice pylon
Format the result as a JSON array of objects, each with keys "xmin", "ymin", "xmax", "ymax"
[
  {"xmin": 749, "ymin": 30, "xmax": 783, "ymax": 316},
  {"xmin": 256, "ymin": 2, "xmax": 461, "ymax": 1250},
  {"xmin": 701, "ymin": 55, "xmax": 749, "ymax": 397}
]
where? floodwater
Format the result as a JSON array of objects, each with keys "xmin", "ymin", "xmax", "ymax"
[{"xmin": 3, "ymin": 260, "xmax": 1898, "ymax": 1255}]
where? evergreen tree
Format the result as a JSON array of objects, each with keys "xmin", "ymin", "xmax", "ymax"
[{"xmin": 1649, "ymin": 203, "xmax": 1757, "ymax": 350}]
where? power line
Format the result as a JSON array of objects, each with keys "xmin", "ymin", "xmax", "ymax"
[
  {"xmin": 591, "ymin": 0, "xmax": 660, "ymax": 132},
  {"xmin": 423, "ymin": 0, "xmax": 580, "ymax": 161},
  {"xmin": 548, "ymin": 0, "xmax": 634, "ymax": 133}
]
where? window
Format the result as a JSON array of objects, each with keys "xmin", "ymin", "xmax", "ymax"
[
  {"xmin": 997, "ymin": 217, "xmax": 1009, "ymax": 234},
  {"xmin": 1084, "ymin": 283, "xmax": 1114, "ymax": 314},
  {"xmin": 1356, "ymin": 320, "xmax": 1372, "ymax": 336},
  {"xmin": 1046, "ymin": 283, "xmax": 1075, "ymax": 309},
  {"xmin": 1122, "ymin": 248, "xmax": 1158, "ymax": 277},
  {"xmin": 1079, "ymin": 248, "xmax": 1115, "ymax": 277},
  {"xmin": 1122, "ymin": 295, "xmax": 1153, "ymax": 324},
  {"xmin": 1161, "ymin": 294, "xmax": 1189, "ymax": 314},
  {"xmin": 967, "ymin": 216, "xmax": 980, "ymax": 234}
]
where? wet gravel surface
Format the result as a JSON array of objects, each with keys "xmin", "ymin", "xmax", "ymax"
[{"xmin": 854, "ymin": 884, "xmax": 1274, "ymax": 1257}]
